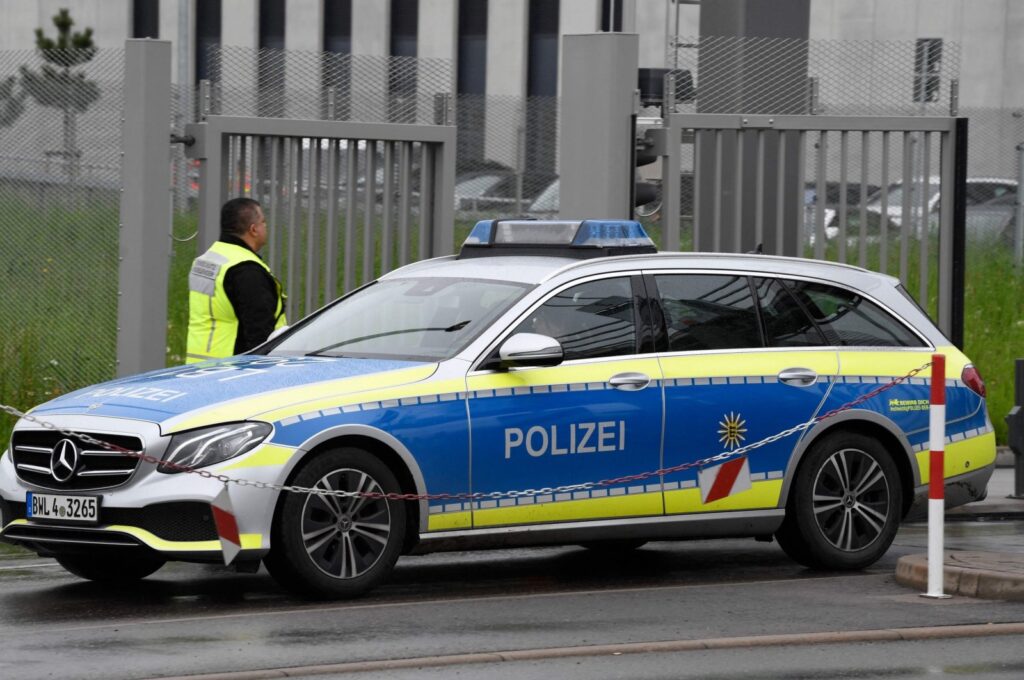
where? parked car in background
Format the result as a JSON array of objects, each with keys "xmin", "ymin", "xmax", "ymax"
[
  {"xmin": 966, "ymin": 191, "xmax": 1019, "ymax": 243},
  {"xmin": 804, "ymin": 182, "xmax": 880, "ymax": 240},
  {"xmin": 865, "ymin": 177, "xmax": 1017, "ymax": 228}
]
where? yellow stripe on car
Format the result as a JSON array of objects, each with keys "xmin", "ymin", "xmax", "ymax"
[{"xmin": 916, "ymin": 430, "xmax": 997, "ymax": 484}]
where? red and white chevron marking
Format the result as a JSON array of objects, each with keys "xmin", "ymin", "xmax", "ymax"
[
  {"xmin": 211, "ymin": 485, "xmax": 241, "ymax": 566},
  {"xmin": 699, "ymin": 456, "xmax": 752, "ymax": 504}
]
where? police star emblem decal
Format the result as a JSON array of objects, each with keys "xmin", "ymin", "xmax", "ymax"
[{"xmin": 718, "ymin": 411, "xmax": 747, "ymax": 450}]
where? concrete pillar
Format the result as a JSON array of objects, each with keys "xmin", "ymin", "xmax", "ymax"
[
  {"xmin": 285, "ymin": 0, "xmax": 322, "ymax": 117},
  {"xmin": 485, "ymin": 0, "xmax": 529, "ymax": 168},
  {"xmin": 352, "ymin": 0, "xmax": 390, "ymax": 121}
]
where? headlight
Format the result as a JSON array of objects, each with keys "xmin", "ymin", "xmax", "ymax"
[{"xmin": 159, "ymin": 422, "xmax": 272, "ymax": 474}]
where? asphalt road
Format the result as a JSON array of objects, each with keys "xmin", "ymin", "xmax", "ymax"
[{"xmin": 2, "ymin": 521, "xmax": 1024, "ymax": 680}]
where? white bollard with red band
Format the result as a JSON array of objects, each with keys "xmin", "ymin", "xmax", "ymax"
[{"xmin": 923, "ymin": 353, "xmax": 951, "ymax": 598}]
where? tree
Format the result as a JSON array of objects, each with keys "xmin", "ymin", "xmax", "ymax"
[
  {"xmin": 19, "ymin": 8, "xmax": 100, "ymax": 178},
  {"xmin": 0, "ymin": 76, "xmax": 25, "ymax": 127}
]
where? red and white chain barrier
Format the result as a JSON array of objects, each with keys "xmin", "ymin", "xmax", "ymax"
[
  {"xmin": 0, "ymin": 361, "xmax": 932, "ymax": 505},
  {"xmin": 923, "ymin": 353, "xmax": 951, "ymax": 599}
]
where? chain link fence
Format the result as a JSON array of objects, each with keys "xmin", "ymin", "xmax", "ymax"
[
  {"xmin": 666, "ymin": 35, "xmax": 961, "ymax": 116},
  {"xmin": 0, "ymin": 47, "xmax": 124, "ymax": 424}
]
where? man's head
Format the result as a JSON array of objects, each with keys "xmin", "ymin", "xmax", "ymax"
[{"xmin": 221, "ymin": 197, "xmax": 267, "ymax": 252}]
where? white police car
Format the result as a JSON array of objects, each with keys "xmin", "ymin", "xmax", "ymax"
[{"xmin": 0, "ymin": 220, "xmax": 995, "ymax": 598}]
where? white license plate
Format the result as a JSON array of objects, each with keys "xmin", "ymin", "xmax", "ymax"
[{"xmin": 26, "ymin": 492, "xmax": 99, "ymax": 524}]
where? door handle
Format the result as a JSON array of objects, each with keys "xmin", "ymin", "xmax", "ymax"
[
  {"xmin": 608, "ymin": 372, "xmax": 651, "ymax": 391},
  {"xmin": 778, "ymin": 367, "xmax": 819, "ymax": 387}
]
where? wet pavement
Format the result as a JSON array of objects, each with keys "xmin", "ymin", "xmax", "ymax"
[{"xmin": 897, "ymin": 453, "xmax": 1024, "ymax": 600}]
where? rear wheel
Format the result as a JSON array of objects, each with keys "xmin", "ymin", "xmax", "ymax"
[
  {"xmin": 776, "ymin": 431, "xmax": 902, "ymax": 570},
  {"xmin": 56, "ymin": 552, "xmax": 165, "ymax": 582},
  {"xmin": 264, "ymin": 448, "xmax": 406, "ymax": 599}
]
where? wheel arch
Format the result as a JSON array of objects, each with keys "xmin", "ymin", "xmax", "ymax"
[
  {"xmin": 283, "ymin": 425, "xmax": 429, "ymax": 548},
  {"xmin": 778, "ymin": 410, "xmax": 919, "ymax": 517}
]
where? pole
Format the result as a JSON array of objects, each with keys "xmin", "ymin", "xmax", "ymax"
[
  {"xmin": 922, "ymin": 353, "xmax": 951, "ymax": 599},
  {"xmin": 1015, "ymin": 142, "xmax": 1023, "ymax": 266},
  {"xmin": 117, "ymin": 40, "xmax": 172, "ymax": 376}
]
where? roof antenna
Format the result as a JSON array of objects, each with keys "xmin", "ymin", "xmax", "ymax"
[{"xmin": 747, "ymin": 243, "xmax": 764, "ymax": 255}]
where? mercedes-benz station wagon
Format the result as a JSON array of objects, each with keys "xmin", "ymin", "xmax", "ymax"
[{"xmin": 0, "ymin": 219, "xmax": 994, "ymax": 598}]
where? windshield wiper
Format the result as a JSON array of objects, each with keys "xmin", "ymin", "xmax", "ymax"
[{"xmin": 304, "ymin": 320, "xmax": 471, "ymax": 357}]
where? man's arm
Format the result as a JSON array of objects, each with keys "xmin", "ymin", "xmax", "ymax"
[{"xmin": 223, "ymin": 262, "xmax": 280, "ymax": 354}]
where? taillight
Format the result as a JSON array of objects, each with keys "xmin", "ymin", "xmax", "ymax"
[{"xmin": 962, "ymin": 364, "xmax": 986, "ymax": 398}]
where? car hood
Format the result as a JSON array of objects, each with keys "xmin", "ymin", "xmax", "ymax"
[{"xmin": 29, "ymin": 355, "xmax": 438, "ymax": 433}]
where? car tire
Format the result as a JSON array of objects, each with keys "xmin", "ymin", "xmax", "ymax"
[
  {"xmin": 578, "ymin": 539, "xmax": 648, "ymax": 553},
  {"xmin": 775, "ymin": 431, "xmax": 902, "ymax": 570},
  {"xmin": 56, "ymin": 552, "xmax": 165, "ymax": 582},
  {"xmin": 264, "ymin": 447, "xmax": 406, "ymax": 599}
]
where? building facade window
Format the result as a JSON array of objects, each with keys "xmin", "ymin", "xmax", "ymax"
[
  {"xmin": 457, "ymin": 0, "xmax": 488, "ymax": 166},
  {"xmin": 389, "ymin": 0, "xmax": 419, "ymax": 122},
  {"xmin": 195, "ymin": 0, "xmax": 222, "ymax": 85},
  {"xmin": 913, "ymin": 38, "xmax": 942, "ymax": 103},
  {"xmin": 322, "ymin": 0, "xmax": 353, "ymax": 119},
  {"xmin": 258, "ymin": 0, "xmax": 286, "ymax": 117},
  {"xmin": 526, "ymin": 0, "xmax": 559, "ymax": 181},
  {"xmin": 132, "ymin": 0, "xmax": 159, "ymax": 39},
  {"xmin": 600, "ymin": 0, "xmax": 623, "ymax": 32}
]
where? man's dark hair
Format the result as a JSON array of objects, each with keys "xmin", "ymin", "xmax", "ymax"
[{"xmin": 221, "ymin": 197, "xmax": 262, "ymax": 237}]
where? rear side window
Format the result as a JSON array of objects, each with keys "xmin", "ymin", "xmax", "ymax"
[
  {"xmin": 784, "ymin": 280, "xmax": 925, "ymax": 347},
  {"xmin": 654, "ymin": 274, "xmax": 761, "ymax": 351},
  {"xmin": 514, "ymin": 277, "xmax": 637, "ymax": 360},
  {"xmin": 753, "ymin": 278, "xmax": 827, "ymax": 347}
]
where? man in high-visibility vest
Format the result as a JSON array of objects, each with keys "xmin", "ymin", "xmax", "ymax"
[{"xmin": 186, "ymin": 197, "xmax": 287, "ymax": 364}]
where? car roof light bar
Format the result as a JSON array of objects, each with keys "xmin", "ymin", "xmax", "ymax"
[{"xmin": 458, "ymin": 218, "xmax": 657, "ymax": 259}]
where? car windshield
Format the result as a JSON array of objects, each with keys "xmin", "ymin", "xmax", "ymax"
[{"xmin": 271, "ymin": 277, "xmax": 531, "ymax": 361}]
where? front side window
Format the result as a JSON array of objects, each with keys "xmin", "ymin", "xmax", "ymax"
[
  {"xmin": 655, "ymin": 274, "xmax": 760, "ymax": 352},
  {"xmin": 784, "ymin": 280, "xmax": 925, "ymax": 347},
  {"xmin": 272, "ymin": 277, "xmax": 529, "ymax": 361},
  {"xmin": 513, "ymin": 277, "xmax": 636, "ymax": 361}
]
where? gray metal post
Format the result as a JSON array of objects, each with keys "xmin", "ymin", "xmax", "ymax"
[
  {"xmin": 1016, "ymin": 142, "xmax": 1024, "ymax": 266},
  {"xmin": 559, "ymin": 33, "xmax": 639, "ymax": 220},
  {"xmin": 117, "ymin": 40, "xmax": 172, "ymax": 376},
  {"xmin": 1007, "ymin": 359, "xmax": 1024, "ymax": 498}
]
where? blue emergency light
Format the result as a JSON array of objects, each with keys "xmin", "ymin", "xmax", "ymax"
[{"xmin": 458, "ymin": 218, "xmax": 657, "ymax": 259}]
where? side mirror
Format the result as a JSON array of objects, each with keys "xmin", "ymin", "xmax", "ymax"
[{"xmin": 498, "ymin": 333, "xmax": 563, "ymax": 369}]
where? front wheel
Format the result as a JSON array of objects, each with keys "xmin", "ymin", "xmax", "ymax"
[
  {"xmin": 264, "ymin": 447, "xmax": 406, "ymax": 599},
  {"xmin": 776, "ymin": 431, "xmax": 902, "ymax": 570},
  {"xmin": 56, "ymin": 552, "xmax": 165, "ymax": 582}
]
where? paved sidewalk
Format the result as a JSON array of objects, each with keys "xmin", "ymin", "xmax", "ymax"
[{"xmin": 897, "ymin": 452, "xmax": 1024, "ymax": 600}]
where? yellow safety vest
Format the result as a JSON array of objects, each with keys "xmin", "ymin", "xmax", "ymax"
[{"xmin": 185, "ymin": 241, "xmax": 286, "ymax": 364}]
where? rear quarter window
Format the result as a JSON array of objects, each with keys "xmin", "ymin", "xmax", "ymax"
[{"xmin": 784, "ymin": 280, "xmax": 925, "ymax": 347}]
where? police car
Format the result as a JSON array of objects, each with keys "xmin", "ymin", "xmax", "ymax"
[{"xmin": 0, "ymin": 219, "xmax": 995, "ymax": 599}]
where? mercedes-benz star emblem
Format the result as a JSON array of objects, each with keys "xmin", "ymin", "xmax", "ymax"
[{"xmin": 49, "ymin": 438, "xmax": 79, "ymax": 483}]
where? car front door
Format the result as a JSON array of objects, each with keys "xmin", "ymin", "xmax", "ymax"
[
  {"xmin": 466, "ymin": 275, "xmax": 664, "ymax": 529},
  {"xmin": 652, "ymin": 273, "xmax": 839, "ymax": 515}
]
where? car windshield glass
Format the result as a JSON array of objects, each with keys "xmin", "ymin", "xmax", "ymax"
[{"xmin": 272, "ymin": 277, "xmax": 530, "ymax": 361}]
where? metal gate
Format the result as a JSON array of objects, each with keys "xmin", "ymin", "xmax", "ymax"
[
  {"xmin": 654, "ymin": 113, "xmax": 967, "ymax": 345},
  {"xmin": 185, "ymin": 115, "xmax": 456, "ymax": 321}
]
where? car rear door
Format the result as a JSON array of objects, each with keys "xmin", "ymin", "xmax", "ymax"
[
  {"xmin": 650, "ymin": 272, "xmax": 839, "ymax": 515},
  {"xmin": 466, "ymin": 274, "xmax": 664, "ymax": 528}
]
